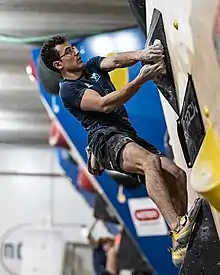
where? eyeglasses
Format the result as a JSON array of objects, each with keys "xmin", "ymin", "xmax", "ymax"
[{"xmin": 60, "ymin": 46, "xmax": 78, "ymax": 59}]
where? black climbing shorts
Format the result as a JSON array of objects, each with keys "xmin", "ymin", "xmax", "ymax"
[{"xmin": 90, "ymin": 129, "xmax": 163, "ymax": 174}]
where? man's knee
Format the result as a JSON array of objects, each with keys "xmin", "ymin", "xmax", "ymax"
[
  {"xmin": 142, "ymin": 153, "xmax": 162, "ymax": 171},
  {"xmin": 120, "ymin": 142, "xmax": 162, "ymax": 174}
]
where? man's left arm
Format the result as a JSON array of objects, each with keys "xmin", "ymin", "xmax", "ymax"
[{"xmin": 100, "ymin": 41, "xmax": 164, "ymax": 72}]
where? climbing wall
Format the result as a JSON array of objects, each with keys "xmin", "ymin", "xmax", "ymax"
[{"xmin": 146, "ymin": 0, "xmax": 220, "ymax": 237}]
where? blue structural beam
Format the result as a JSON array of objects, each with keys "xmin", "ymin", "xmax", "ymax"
[{"xmin": 33, "ymin": 27, "xmax": 178, "ymax": 275}]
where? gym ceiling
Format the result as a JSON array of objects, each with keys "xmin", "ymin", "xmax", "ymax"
[{"xmin": 0, "ymin": 0, "xmax": 136, "ymax": 144}]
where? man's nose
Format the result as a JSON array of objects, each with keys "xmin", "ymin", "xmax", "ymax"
[{"xmin": 73, "ymin": 47, "xmax": 79, "ymax": 55}]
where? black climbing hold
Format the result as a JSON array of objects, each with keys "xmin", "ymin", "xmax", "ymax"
[
  {"xmin": 117, "ymin": 228, "xmax": 155, "ymax": 275},
  {"xmin": 106, "ymin": 170, "xmax": 143, "ymax": 189},
  {"xmin": 37, "ymin": 57, "xmax": 62, "ymax": 95},
  {"xmin": 179, "ymin": 199, "xmax": 220, "ymax": 275},
  {"xmin": 94, "ymin": 193, "xmax": 119, "ymax": 224},
  {"xmin": 177, "ymin": 74, "xmax": 205, "ymax": 168},
  {"xmin": 146, "ymin": 9, "xmax": 179, "ymax": 115}
]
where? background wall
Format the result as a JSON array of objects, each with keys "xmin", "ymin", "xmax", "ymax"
[{"xmin": 0, "ymin": 144, "xmax": 109, "ymax": 275}]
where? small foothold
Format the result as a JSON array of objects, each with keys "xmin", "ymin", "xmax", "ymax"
[
  {"xmin": 117, "ymin": 193, "xmax": 126, "ymax": 204},
  {"xmin": 173, "ymin": 20, "xmax": 179, "ymax": 30},
  {"xmin": 203, "ymin": 106, "xmax": 209, "ymax": 117}
]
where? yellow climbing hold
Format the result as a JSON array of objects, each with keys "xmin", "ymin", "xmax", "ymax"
[
  {"xmin": 191, "ymin": 123, "xmax": 220, "ymax": 212},
  {"xmin": 203, "ymin": 106, "xmax": 210, "ymax": 118},
  {"xmin": 117, "ymin": 185, "xmax": 126, "ymax": 204},
  {"xmin": 107, "ymin": 52, "xmax": 129, "ymax": 90},
  {"xmin": 173, "ymin": 20, "xmax": 179, "ymax": 30}
]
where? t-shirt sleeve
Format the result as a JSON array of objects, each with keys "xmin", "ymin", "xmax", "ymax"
[
  {"xmin": 86, "ymin": 56, "xmax": 105, "ymax": 71},
  {"xmin": 60, "ymin": 81, "xmax": 87, "ymax": 109}
]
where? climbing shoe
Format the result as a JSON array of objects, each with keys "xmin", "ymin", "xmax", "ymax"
[{"xmin": 171, "ymin": 197, "xmax": 202, "ymax": 245}]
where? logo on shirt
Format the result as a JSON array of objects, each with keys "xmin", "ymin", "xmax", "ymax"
[
  {"xmin": 90, "ymin": 73, "xmax": 101, "ymax": 82},
  {"xmin": 85, "ymin": 83, "xmax": 93, "ymax": 88}
]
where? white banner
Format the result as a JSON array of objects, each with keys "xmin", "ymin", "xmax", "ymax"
[{"xmin": 128, "ymin": 197, "xmax": 168, "ymax": 237}]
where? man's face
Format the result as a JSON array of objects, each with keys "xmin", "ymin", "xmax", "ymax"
[{"xmin": 53, "ymin": 42, "xmax": 84, "ymax": 73}]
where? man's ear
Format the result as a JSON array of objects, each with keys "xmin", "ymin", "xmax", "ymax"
[{"xmin": 53, "ymin": 60, "xmax": 63, "ymax": 71}]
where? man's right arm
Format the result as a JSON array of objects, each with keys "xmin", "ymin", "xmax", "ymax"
[
  {"xmin": 80, "ymin": 60, "xmax": 165, "ymax": 113},
  {"xmin": 80, "ymin": 77, "xmax": 142, "ymax": 113}
]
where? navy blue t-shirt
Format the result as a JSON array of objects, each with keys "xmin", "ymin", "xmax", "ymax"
[
  {"xmin": 92, "ymin": 245, "xmax": 106, "ymax": 275},
  {"xmin": 60, "ymin": 56, "xmax": 136, "ymax": 143}
]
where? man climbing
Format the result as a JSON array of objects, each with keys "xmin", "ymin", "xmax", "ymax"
[
  {"xmin": 87, "ymin": 219, "xmax": 117, "ymax": 275},
  {"xmin": 41, "ymin": 35, "xmax": 201, "ymax": 267}
]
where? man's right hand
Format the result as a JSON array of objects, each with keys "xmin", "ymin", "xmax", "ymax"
[
  {"xmin": 141, "ymin": 39, "xmax": 164, "ymax": 64},
  {"xmin": 137, "ymin": 59, "xmax": 166, "ymax": 84}
]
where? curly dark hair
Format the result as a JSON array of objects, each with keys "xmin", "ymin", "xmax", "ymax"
[
  {"xmin": 40, "ymin": 34, "xmax": 67, "ymax": 73},
  {"xmin": 98, "ymin": 237, "xmax": 114, "ymax": 247}
]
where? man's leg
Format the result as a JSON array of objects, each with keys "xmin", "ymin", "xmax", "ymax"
[
  {"xmin": 100, "ymin": 132, "xmax": 202, "ymax": 267},
  {"xmin": 101, "ymin": 132, "xmax": 201, "ymax": 236},
  {"xmin": 119, "ymin": 141, "xmax": 181, "ymax": 232},
  {"xmin": 118, "ymin": 141, "xmax": 202, "ymax": 266},
  {"xmin": 160, "ymin": 156, "xmax": 188, "ymax": 217}
]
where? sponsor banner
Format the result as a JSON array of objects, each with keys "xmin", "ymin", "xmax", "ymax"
[{"xmin": 128, "ymin": 197, "xmax": 168, "ymax": 237}]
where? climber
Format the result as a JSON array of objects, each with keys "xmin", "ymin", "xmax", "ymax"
[
  {"xmin": 87, "ymin": 219, "xmax": 117, "ymax": 275},
  {"xmin": 41, "ymin": 35, "xmax": 202, "ymax": 266}
]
